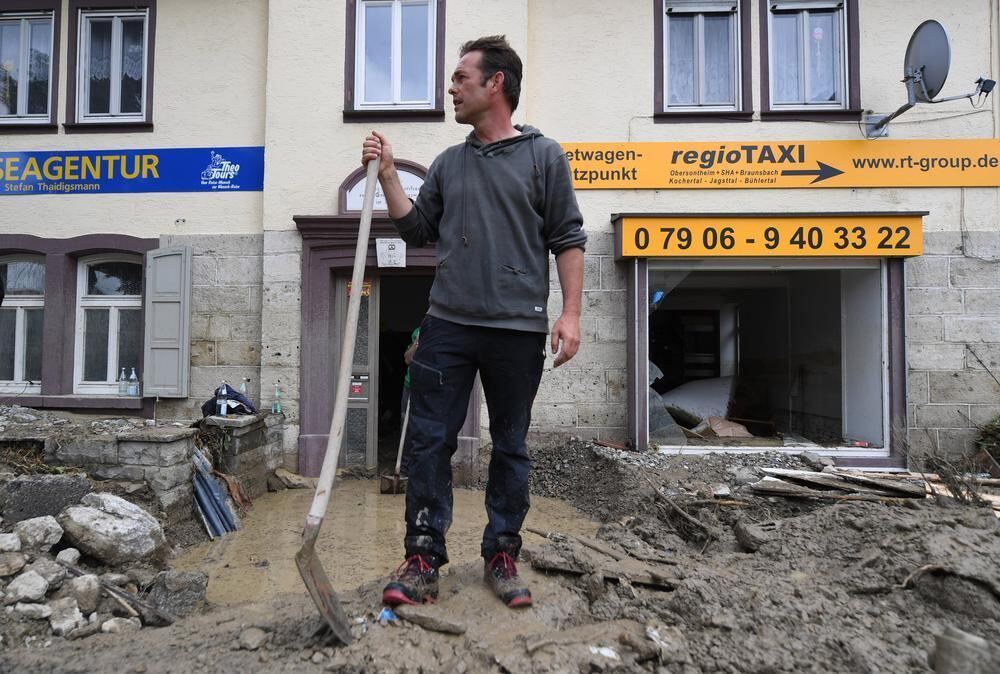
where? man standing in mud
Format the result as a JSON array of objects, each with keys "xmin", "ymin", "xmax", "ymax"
[{"xmin": 361, "ymin": 35, "xmax": 586, "ymax": 609}]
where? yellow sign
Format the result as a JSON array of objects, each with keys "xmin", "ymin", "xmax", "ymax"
[
  {"xmin": 620, "ymin": 214, "xmax": 924, "ymax": 257},
  {"xmin": 563, "ymin": 139, "xmax": 1000, "ymax": 189}
]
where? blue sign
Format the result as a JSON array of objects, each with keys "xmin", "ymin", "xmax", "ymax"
[{"xmin": 0, "ymin": 146, "xmax": 265, "ymax": 195}]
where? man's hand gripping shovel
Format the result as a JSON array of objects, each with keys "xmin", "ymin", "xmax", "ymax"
[{"xmin": 295, "ymin": 159, "xmax": 379, "ymax": 645}]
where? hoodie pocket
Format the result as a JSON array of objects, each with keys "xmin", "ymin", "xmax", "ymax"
[{"xmin": 496, "ymin": 264, "xmax": 544, "ymax": 318}]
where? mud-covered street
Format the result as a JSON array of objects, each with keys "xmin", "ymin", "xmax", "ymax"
[{"xmin": 3, "ymin": 440, "xmax": 999, "ymax": 673}]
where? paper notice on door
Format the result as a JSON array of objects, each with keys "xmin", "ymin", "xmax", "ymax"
[{"xmin": 376, "ymin": 238, "xmax": 406, "ymax": 268}]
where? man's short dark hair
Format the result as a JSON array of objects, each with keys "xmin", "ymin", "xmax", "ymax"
[{"xmin": 459, "ymin": 35, "xmax": 522, "ymax": 112}]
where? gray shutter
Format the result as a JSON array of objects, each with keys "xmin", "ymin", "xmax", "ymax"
[{"xmin": 143, "ymin": 246, "xmax": 192, "ymax": 397}]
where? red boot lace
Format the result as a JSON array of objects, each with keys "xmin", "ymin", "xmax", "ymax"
[
  {"xmin": 488, "ymin": 551, "xmax": 518, "ymax": 580},
  {"xmin": 395, "ymin": 554, "xmax": 434, "ymax": 578}
]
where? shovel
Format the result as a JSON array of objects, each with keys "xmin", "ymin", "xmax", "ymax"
[
  {"xmin": 380, "ymin": 397, "xmax": 410, "ymax": 494},
  {"xmin": 295, "ymin": 158, "xmax": 379, "ymax": 646}
]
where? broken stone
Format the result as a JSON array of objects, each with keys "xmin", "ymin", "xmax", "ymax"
[
  {"xmin": 25, "ymin": 558, "xmax": 67, "ymax": 590},
  {"xmin": 49, "ymin": 597, "xmax": 87, "ymax": 637},
  {"xmin": 147, "ymin": 570, "xmax": 208, "ymax": 618},
  {"xmin": 14, "ymin": 602, "xmax": 52, "ymax": 619},
  {"xmin": 100, "ymin": 572, "xmax": 130, "ymax": 587},
  {"xmin": 58, "ymin": 493, "xmax": 167, "ymax": 566},
  {"xmin": 13, "ymin": 515, "xmax": 64, "ymax": 552},
  {"xmin": 238, "ymin": 627, "xmax": 271, "ymax": 650},
  {"xmin": 55, "ymin": 548, "xmax": 81, "ymax": 566},
  {"xmin": 0, "ymin": 552, "xmax": 27, "ymax": 577},
  {"xmin": 799, "ymin": 451, "xmax": 836, "ymax": 471},
  {"xmin": 0, "ymin": 474, "xmax": 92, "ymax": 524},
  {"xmin": 734, "ymin": 520, "xmax": 779, "ymax": 553},
  {"xmin": 4, "ymin": 570, "xmax": 49, "ymax": 604},
  {"xmin": 67, "ymin": 616, "xmax": 105, "ymax": 640},
  {"xmin": 266, "ymin": 473, "xmax": 288, "ymax": 492},
  {"xmin": 68, "ymin": 575, "xmax": 102, "ymax": 615},
  {"xmin": 273, "ymin": 468, "xmax": 312, "ymax": 490},
  {"xmin": 125, "ymin": 566, "xmax": 159, "ymax": 589},
  {"xmin": 395, "ymin": 605, "xmax": 467, "ymax": 635},
  {"xmin": 101, "ymin": 617, "xmax": 142, "ymax": 634},
  {"xmin": 645, "ymin": 624, "xmax": 692, "ymax": 665},
  {"xmin": 728, "ymin": 467, "xmax": 759, "ymax": 486},
  {"xmin": 0, "ymin": 533, "xmax": 21, "ymax": 552}
]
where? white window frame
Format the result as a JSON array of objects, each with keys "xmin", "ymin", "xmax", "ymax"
[
  {"xmin": 663, "ymin": 1, "xmax": 741, "ymax": 112},
  {"xmin": 0, "ymin": 256, "xmax": 45, "ymax": 394},
  {"xmin": 767, "ymin": 0, "xmax": 848, "ymax": 110},
  {"xmin": 355, "ymin": 0, "xmax": 436, "ymax": 110},
  {"xmin": 73, "ymin": 255, "xmax": 143, "ymax": 394},
  {"xmin": 0, "ymin": 11, "xmax": 54, "ymax": 123},
  {"xmin": 76, "ymin": 8, "xmax": 148, "ymax": 122}
]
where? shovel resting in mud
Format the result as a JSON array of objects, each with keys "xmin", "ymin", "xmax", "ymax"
[
  {"xmin": 380, "ymin": 398, "xmax": 410, "ymax": 495},
  {"xmin": 295, "ymin": 159, "xmax": 380, "ymax": 646}
]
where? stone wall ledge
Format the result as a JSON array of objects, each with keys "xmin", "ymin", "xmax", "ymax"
[{"xmin": 117, "ymin": 427, "xmax": 198, "ymax": 443}]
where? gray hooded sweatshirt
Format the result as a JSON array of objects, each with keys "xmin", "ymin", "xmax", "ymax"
[{"xmin": 392, "ymin": 125, "xmax": 586, "ymax": 333}]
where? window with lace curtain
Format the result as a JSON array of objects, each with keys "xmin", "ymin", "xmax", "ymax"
[
  {"xmin": 74, "ymin": 6, "xmax": 148, "ymax": 122},
  {"xmin": 0, "ymin": 8, "xmax": 55, "ymax": 125},
  {"xmin": 763, "ymin": 0, "xmax": 858, "ymax": 113},
  {"xmin": 0, "ymin": 258, "xmax": 44, "ymax": 394},
  {"xmin": 662, "ymin": 1, "xmax": 742, "ymax": 111}
]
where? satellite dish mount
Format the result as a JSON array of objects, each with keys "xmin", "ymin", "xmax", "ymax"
[{"xmin": 864, "ymin": 20, "xmax": 994, "ymax": 138}]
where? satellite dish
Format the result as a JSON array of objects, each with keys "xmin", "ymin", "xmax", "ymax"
[
  {"xmin": 904, "ymin": 20, "xmax": 951, "ymax": 102},
  {"xmin": 864, "ymin": 19, "xmax": 993, "ymax": 138}
]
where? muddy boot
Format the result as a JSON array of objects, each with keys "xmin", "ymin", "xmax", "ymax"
[
  {"xmin": 484, "ymin": 551, "xmax": 532, "ymax": 608},
  {"xmin": 382, "ymin": 555, "xmax": 439, "ymax": 606}
]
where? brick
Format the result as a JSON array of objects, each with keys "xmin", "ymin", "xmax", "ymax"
[
  {"xmin": 262, "ymin": 281, "xmax": 301, "ymax": 308},
  {"xmin": 249, "ymin": 285, "xmax": 262, "ymax": 314},
  {"xmin": 230, "ymin": 316, "xmax": 262, "ymax": 342},
  {"xmin": 262, "ymin": 253, "xmax": 301, "ymax": 284},
  {"xmin": 907, "ymin": 344, "xmax": 965, "ymax": 371},
  {"xmin": 217, "ymin": 341, "xmax": 260, "ymax": 366},
  {"xmin": 119, "ymin": 440, "xmax": 190, "ymax": 467},
  {"xmin": 190, "ymin": 341, "xmax": 216, "ymax": 367},
  {"xmin": 548, "ymin": 342, "xmax": 626, "ymax": 369},
  {"xmin": 192, "ymin": 286, "xmax": 251, "ymax": 314},
  {"xmin": 906, "ymin": 288, "xmax": 963, "ymax": 315},
  {"xmin": 913, "ymin": 404, "xmax": 970, "ymax": 429},
  {"xmin": 145, "ymin": 464, "xmax": 192, "ymax": 493},
  {"xmin": 161, "ymin": 233, "xmax": 262, "ymax": 256},
  {"xmin": 261, "ymin": 340, "xmax": 300, "ymax": 367},
  {"xmin": 964, "ymin": 344, "xmax": 1000, "ymax": 372},
  {"xmin": 191, "ymin": 314, "xmax": 209, "ymax": 341},
  {"xmin": 606, "ymin": 369, "xmax": 626, "ymax": 402},
  {"xmin": 578, "ymin": 403, "xmax": 626, "ymax": 427},
  {"xmin": 264, "ymin": 229, "xmax": 302, "ymax": 254},
  {"xmin": 970, "ymin": 405, "xmax": 1000, "ymax": 426},
  {"xmin": 595, "ymin": 428, "xmax": 628, "ymax": 443},
  {"xmin": 921, "ymin": 231, "xmax": 963, "ymax": 255},
  {"xmin": 962, "ymin": 230, "xmax": 1000, "ymax": 260},
  {"xmin": 529, "ymin": 403, "xmax": 577, "ymax": 428},
  {"xmin": 908, "ymin": 371, "xmax": 929, "ymax": 404},
  {"xmin": 963, "ymin": 290, "xmax": 1000, "ymax": 315},
  {"xmin": 597, "ymin": 317, "xmax": 626, "ymax": 342},
  {"xmin": 903, "ymin": 428, "xmax": 940, "ymax": 457},
  {"xmin": 945, "ymin": 317, "xmax": 1000, "ymax": 342},
  {"xmin": 206, "ymin": 315, "xmax": 231, "ymax": 340},
  {"xmin": 191, "ymin": 366, "xmax": 260, "ymax": 400},
  {"xmin": 535, "ymin": 368, "xmax": 606, "ymax": 404},
  {"xmin": 91, "ymin": 465, "xmax": 145, "ymax": 481},
  {"xmin": 904, "ymin": 256, "xmax": 948, "ymax": 287},
  {"xmin": 928, "ymin": 371, "xmax": 1000, "ymax": 403},
  {"xmin": 949, "ymin": 257, "xmax": 1000, "ymax": 288},
  {"xmin": 583, "ymin": 290, "xmax": 627, "ymax": 318},
  {"xmin": 905, "ymin": 316, "xmax": 943, "ymax": 342},
  {"xmin": 261, "ymin": 311, "xmax": 300, "ymax": 343},
  {"xmin": 600, "ymin": 257, "xmax": 626, "ymax": 290},
  {"xmin": 576, "ymin": 317, "xmax": 598, "ymax": 344},
  {"xmin": 217, "ymin": 256, "xmax": 263, "ymax": 285},
  {"xmin": 192, "ymin": 257, "xmax": 218, "ymax": 286},
  {"xmin": 584, "ymin": 229, "xmax": 615, "ymax": 256},
  {"xmin": 936, "ymin": 429, "xmax": 981, "ymax": 457}
]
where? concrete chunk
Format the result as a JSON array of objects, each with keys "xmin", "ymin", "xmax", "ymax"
[
  {"xmin": 14, "ymin": 516, "xmax": 63, "ymax": 552},
  {"xmin": 4, "ymin": 570, "xmax": 49, "ymax": 604}
]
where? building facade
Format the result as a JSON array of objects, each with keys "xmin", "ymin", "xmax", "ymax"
[{"xmin": 1, "ymin": 0, "xmax": 998, "ymax": 475}]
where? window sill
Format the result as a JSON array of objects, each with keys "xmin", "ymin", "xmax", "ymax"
[
  {"xmin": 760, "ymin": 109, "xmax": 864, "ymax": 122},
  {"xmin": 654, "ymin": 111, "xmax": 755, "ymax": 124},
  {"xmin": 0, "ymin": 122, "xmax": 59, "ymax": 134},
  {"xmin": 63, "ymin": 122, "xmax": 154, "ymax": 134},
  {"xmin": 9, "ymin": 395, "xmax": 146, "ymax": 410},
  {"xmin": 343, "ymin": 109, "xmax": 445, "ymax": 123}
]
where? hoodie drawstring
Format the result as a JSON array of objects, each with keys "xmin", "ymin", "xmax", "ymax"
[{"xmin": 461, "ymin": 144, "xmax": 469, "ymax": 246}]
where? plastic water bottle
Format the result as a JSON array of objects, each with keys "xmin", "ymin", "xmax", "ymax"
[
  {"xmin": 271, "ymin": 384, "xmax": 281, "ymax": 414},
  {"xmin": 217, "ymin": 381, "xmax": 229, "ymax": 416},
  {"xmin": 127, "ymin": 368, "xmax": 139, "ymax": 396},
  {"xmin": 118, "ymin": 368, "xmax": 128, "ymax": 395}
]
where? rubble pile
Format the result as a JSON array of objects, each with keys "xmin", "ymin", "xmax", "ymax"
[{"xmin": 0, "ymin": 488, "xmax": 206, "ymax": 649}]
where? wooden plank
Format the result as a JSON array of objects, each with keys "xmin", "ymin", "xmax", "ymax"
[
  {"xmin": 761, "ymin": 468, "xmax": 901, "ymax": 496},
  {"xmin": 829, "ymin": 471, "xmax": 927, "ymax": 498}
]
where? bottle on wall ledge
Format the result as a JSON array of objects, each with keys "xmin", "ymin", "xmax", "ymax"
[
  {"xmin": 118, "ymin": 367, "xmax": 128, "ymax": 396},
  {"xmin": 127, "ymin": 368, "xmax": 139, "ymax": 397},
  {"xmin": 217, "ymin": 381, "xmax": 229, "ymax": 416}
]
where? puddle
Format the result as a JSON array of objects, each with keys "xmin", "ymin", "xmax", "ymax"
[{"xmin": 174, "ymin": 479, "xmax": 598, "ymax": 605}]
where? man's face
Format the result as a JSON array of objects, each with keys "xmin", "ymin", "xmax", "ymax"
[{"xmin": 449, "ymin": 51, "xmax": 493, "ymax": 124}]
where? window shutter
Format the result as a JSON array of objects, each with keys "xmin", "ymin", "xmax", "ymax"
[{"xmin": 142, "ymin": 246, "xmax": 192, "ymax": 397}]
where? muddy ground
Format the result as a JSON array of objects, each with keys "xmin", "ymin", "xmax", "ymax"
[{"xmin": 2, "ymin": 440, "xmax": 999, "ymax": 673}]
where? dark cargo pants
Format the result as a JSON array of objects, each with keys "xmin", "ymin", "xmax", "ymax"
[{"xmin": 403, "ymin": 315, "xmax": 545, "ymax": 566}]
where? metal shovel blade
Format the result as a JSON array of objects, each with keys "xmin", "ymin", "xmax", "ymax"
[{"xmin": 296, "ymin": 515, "xmax": 353, "ymax": 646}]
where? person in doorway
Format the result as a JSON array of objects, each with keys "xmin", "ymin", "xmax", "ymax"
[{"xmin": 361, "ymin": 35, "xmax": 586, "ymax": 609}]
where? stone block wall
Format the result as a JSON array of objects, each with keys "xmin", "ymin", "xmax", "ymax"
[
  {"xmin": 157, "ymin": 234, "xmax": 265, "ymax": 421},
  {"xmin": 905, "ymin": 230, "xmax": 1000, "ymax": 460},
  {"xmin": 200, "ymin": 413, "xmax": 284, "ymax": 500},
  {"xmin": 48, "ymin": 428, "xmax": 196, "ymax": 525}
]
